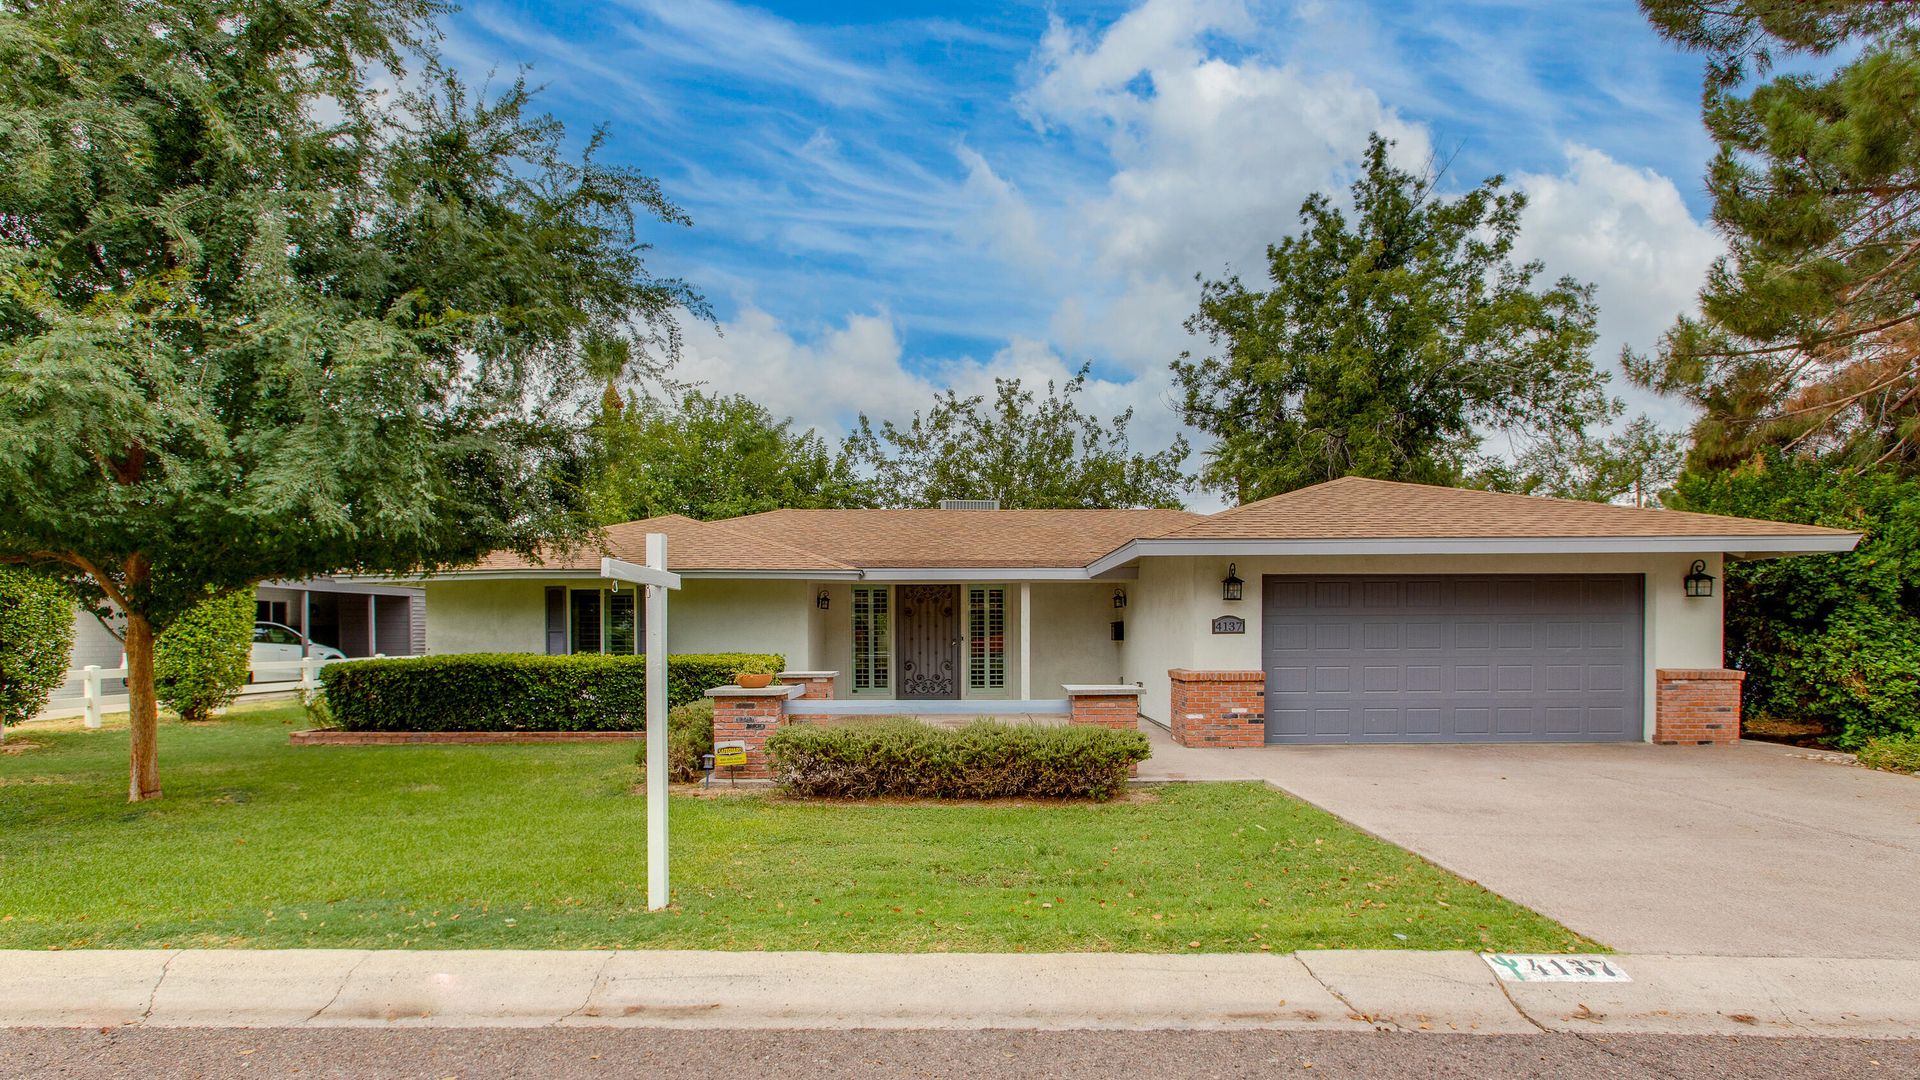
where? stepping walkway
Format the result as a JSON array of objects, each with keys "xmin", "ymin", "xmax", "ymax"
[{"xmin": 4, "ymin": 949, "xmax": 1917, "ymax": 1038}]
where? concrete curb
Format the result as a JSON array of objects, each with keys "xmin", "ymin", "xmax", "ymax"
[{"xmin": 4, "ymin": 950, "xmax": 1918, "ymax": 1037}]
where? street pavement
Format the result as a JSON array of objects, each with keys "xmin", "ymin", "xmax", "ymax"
[{"xmin": 5, "ymin": 1026, "xmax": 1917, "ymax": 1079}]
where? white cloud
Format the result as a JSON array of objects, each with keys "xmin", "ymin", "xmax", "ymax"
[
  {"xmin": 978, "ymin": 0, "xmax": 1433, "ymax": 379},
  {"xmin": 674, "ymin": 308, "xmax": 930, "ymax": 435},
  {"xmin": 675, "ymin": 312, "xmax": 1195, "ymax": 488},
  {"xmin": 1514, "ymin": 146, "xmax": 1724, "ymax": 426}
]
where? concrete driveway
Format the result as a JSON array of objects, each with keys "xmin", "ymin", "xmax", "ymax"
[{"xmin": 1141, "ymin": 729, "xmax": 1920, "ymax": 957}]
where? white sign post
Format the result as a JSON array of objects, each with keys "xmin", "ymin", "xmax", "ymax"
[{"xmin": 602, "ymin": 541, "xmax": 681, "ymax": 911}]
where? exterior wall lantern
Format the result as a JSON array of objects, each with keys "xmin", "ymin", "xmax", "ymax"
[
  {"xmin": 1222, "ymin": 563, "xmax": 1244, "ymax": 602},
  {"xmin": 816, "ymin": 589, "xmax": 831, "ymax": 610},
  {"xmin": 1113, "ymin": 587, "xmax": 1128, "ymax": 609},
  {"xmin": 1684, "ymin": 560, "xmax": 1714, "ymax": 598}
]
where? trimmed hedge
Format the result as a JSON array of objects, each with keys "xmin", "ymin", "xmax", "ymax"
[
  {"xmin": 155, "ymin": 588, "xmax": 254, "ymax": 722},
  {"xmin": 635, "ymin": 699, "xmax": 715, "ymax": 782},
  {"xmin": 321, "ymin": 652, "xmax": 781, "ymax": 732},
  {"xmin": 0, "ymin": 569, "xmax": 74, "ymax": 734},
  {"xmin": 766, "ymin": 719, "xmax": 1151, "ymax": 801}
]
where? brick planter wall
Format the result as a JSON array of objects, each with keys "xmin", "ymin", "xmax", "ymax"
[
  {"xmin": 1064, "ymin": 687, "xmax": 1143, "ymax": 730},
  {"xmin": 779, "ymin": 671, "xmax": 837, "ymax": 724},
  {"xmin": 1655, "ymin": 668, "xmax": 1745, "ymax": 745},
  {"xmin": 1168, "ymin": 669, "xmax": 1266, "ymax": 748},
  {"xmin": 706, "ymin": 685, "xmax": 804, "ymax": 779}
]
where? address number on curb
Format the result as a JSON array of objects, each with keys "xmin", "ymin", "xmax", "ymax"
[{"xmin": 1483, "ymin": 954, "xmax": 1630, "ymax": 983}]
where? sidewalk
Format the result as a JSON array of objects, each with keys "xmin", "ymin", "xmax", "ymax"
[{"xmin": 5, "ymin": 949, "xmax": 1917, "ymax": 1038}]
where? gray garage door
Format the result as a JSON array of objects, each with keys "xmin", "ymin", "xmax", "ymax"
[{"xmin": 1262, "ymin": 575, "xmax": 1644, "ymax": 744}]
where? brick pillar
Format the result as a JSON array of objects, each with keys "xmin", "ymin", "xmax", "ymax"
[
  {"xmin": 1063, "ymin": 685, "xmax": 1143, "ymax": 730},
  {"xmin": 1168, "ymin": 669, "xmax": 1266, "ymax": 748},
  {"xmin": 1655, "ymin": 668, "xmax": 1745, "ymax": 745},
  {"xmin": 704, "ymin": 685, "xmax": 804, "ymax": 778},
  {"xmin": 779, "ymin": 671, "xmax": 837, "ymax": 723}
]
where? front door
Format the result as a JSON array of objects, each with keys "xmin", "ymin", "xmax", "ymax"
[{"xmin": 896, "ymin": 584, "xmax": 961, "ymax": 699}]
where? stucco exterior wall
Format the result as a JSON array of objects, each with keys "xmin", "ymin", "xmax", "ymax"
[
  {"xmin": 1027, "ymin": 583, "xmax": 1125, "ymax": 695},
  {"xmin": 424, "ymin": 577, "xmax": 815, "ymax": 665},
  {"xmin": 425, "ymin": 580, "xmax": 549, "ymax": 654},
  {"xmin": 1119, "ymin": 552, "xmax": 1726, "ymax": 741},
  {"xmin": 668, "ymin": 579, "xmax": 813, "ymax": 659}
]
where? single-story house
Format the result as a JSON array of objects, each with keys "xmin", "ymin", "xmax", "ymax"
[{"xmin": 389, "ymin": 477, "xmax": 1857, "ymax": 748}]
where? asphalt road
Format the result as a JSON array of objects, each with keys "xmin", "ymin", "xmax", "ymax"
[{"xmin": 4, "ymin": 1028, "xmax": 1916, "ymax": 1079}]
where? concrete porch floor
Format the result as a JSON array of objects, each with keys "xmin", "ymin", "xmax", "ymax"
[{"xmin": 817, "ymin": 713, "xmax": 1069, "ymax": 729}]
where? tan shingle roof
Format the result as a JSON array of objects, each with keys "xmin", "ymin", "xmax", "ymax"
[
  {"xmin": 470, "ymin": 514, "xmax": 858, "ymax": 573},
  {"xmin": 724, "ymin": 508, "xmax": 1205, "ymax": 568},
  {"xmin": 1160, "ymin": 477, "xmax": 1856, "ymax": 541}
]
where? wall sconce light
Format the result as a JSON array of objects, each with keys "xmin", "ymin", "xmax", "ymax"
[
  {"xmin": 1113, "ymin": 587, "xmax": 1128, "ymax": 610},
  {"xmin": 1222, "ymin": 563, "xmax": 1244, "ymax": 602},
  {"xmin": 816, "ymin": 589, "xmax": 831, "ymax": 610},
  {"xmin": 1684, "ymin": 560, "xmax": 1714, "ymax": 598}
]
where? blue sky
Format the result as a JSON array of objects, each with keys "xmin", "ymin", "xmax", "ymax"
[{"xmin": 440, "ymin": 0, "xmax": 1726, "ymax": 498}]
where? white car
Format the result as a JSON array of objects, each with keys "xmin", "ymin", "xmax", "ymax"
[{"xmin": 251, "ymin": 621, "xmax": 345, "ymax": 680}]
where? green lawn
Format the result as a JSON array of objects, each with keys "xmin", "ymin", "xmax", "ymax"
[{"xmin": 0, "ymin": 704, "xmax": 1596, "ymax": 953}]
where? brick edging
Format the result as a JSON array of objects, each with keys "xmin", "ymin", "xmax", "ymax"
[{"xmin": 289, "ymin": 730, "xmax": 643, "ymax": 746}]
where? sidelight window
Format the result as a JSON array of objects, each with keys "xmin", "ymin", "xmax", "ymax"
[{"xmin": 852, "ymin": 586, "xmax": 891, "ymax": 693}]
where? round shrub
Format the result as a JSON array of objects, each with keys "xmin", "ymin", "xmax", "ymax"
[
  {"xmin": 635, "ymin": 699, "xmax": 716, "ymax": 782},
  {"xmin": 766, "ymin": 719, "xmax": 1151, "ymax": 801},
  {"xmin": 0, "ymin": 568, "xmax": 76, "ymax": 736},
  {"xmin": 154, "ymin": 588, "xmax": 254, "ymax": 721}
]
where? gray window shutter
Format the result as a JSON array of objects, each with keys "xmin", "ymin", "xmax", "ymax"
[{"xmin": 545, "ymin": 587, "xmax": 567, "ymax": 655}]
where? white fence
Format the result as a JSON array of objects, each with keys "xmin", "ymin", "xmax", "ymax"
[{"xmin": 32, "ymin": 656, "xmax": 376, "ymax": 728}]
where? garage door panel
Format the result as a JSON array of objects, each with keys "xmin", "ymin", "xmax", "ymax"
[
  {"xmin": 1495, "ymin": 665, "xmax": 1534, "ymax": 692},
  {"xmin": 1268, "ymin": 623, "xmax": 1309, "ymax": 651},
  {"xmin": 1269, "ymin": 708, "xmax": 1311, "ymax": 736},
  {"xmin": 1313, "ymin": 708, "xmax": 1351, "ymax": 735},
  {"xmin": 1361, "ymin": 665, "xmax": 1399, "ymax": 692},
  {"xmin": 1263, "ymin": 574, "xmax": 1644, "ymax": 744},
  {"xmin": 1453, "ymin": 707, "xmax": 1493, "ymax": 734},
  {"xmin": 1270, "ymin": 666, "xmax": 1309, "ymax": 692}
]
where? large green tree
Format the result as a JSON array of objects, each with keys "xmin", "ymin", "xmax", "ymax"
[
  {"xmin": 843, "ymin": 366, "xmax": 1189, "ymax": 509},
  {"xmin": 587, "ymin": 391, "xmax": 864, "ymax": 522},
  {"xmin": 0, "ymin": 0, "xmax": 701, "ymax": 799},
  {"xmin": 1669, "ymin": 453, "xmax": 1920, "ymax": 745},
  {"xmin": 1632, "ymin": 1, "xmax": 1920, "ymax": 470},
  {"xmin": 1175, "ymin": 135, "xmax": 1615, "ymax": 502},
  {"xmin": 1499, "ymin": 417, "xmax": 1689, "ymax": 508}
]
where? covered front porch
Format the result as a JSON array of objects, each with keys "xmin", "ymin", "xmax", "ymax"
[{"xmin": 807, "ymin": 578, "xmax": 1132, "ymax": 705}]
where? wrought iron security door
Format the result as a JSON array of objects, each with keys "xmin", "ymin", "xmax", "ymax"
[{"xmin": 896, "ymin": 584, "xmax": 960, "ymax": 699}]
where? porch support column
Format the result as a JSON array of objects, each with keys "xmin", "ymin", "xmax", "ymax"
[
  {"xmin": 300, "ymin": 590, "xmax": 311, "ymax": 658},
  {"xmin": 1019, "ymin": 582, "xmax": 1032, "ymax": 700},
  {"xmin": 366, "ymin": 596, "xmax": 379, "ymax": 657}
]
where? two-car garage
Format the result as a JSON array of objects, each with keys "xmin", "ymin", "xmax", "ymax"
[{"xmin": 1261, "ymin": 574, "xmax": 1645, "ymax": 744}]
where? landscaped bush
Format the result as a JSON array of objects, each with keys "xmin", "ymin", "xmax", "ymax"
[
  {"xmin": 0, "ymin": 569, "xmax": 75, "ymax": 739},
  {"xmin": 1857, "ymin": 734, "xmax": 1920, "ymax": 776},
  {"xmin": 766, "ymin": 719, "xmax": 1151, "ymax": 801},
  {"xmin": 154, "ymin": 588, "xmax": 254, "ymax": 722},
  {"xmin": 634, "ymin": 699, "xmax": 715, "ymax": 782},
  {"xmin": 1672, "ymin": 456, "xmax": 1920, "ymax": 746},
  {"xmin": 321, "ymin": 652, "xmax": 781, "ymax": 732}
]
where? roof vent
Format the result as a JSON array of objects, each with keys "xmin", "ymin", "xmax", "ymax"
[{"xmin": 938, "ymin": 498, "xmax": 1001, "ymax": 511}]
